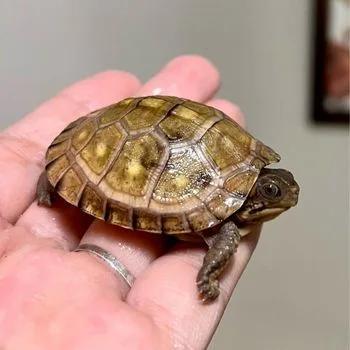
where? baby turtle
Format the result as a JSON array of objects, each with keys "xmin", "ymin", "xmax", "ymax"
[{"xmin": 36, "ymin": 95, "xmax": 300, "ymax": 302}]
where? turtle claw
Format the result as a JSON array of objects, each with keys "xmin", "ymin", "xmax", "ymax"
[{"xmin": 197, "ymin": 278, "xmax": 220, "ymax": 303}]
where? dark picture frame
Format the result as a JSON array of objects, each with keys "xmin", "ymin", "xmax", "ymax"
[{"xmin": 311, "ymin": 0, "xmax": 349, "ymax": 124}]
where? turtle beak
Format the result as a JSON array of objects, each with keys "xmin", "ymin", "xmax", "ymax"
[{"xmin": 289, "ymin": 182, "xmax": 300, "ymax": 207}]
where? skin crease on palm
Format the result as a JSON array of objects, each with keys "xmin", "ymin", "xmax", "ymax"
[{"xmin": 0, "ymin": 55, "xmax": 261, "ymax": 350}]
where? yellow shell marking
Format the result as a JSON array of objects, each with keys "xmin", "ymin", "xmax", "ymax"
[
  {"xmin": 77, "ymin": 130, "xmax": 88, "ymax": 141},
  {"xmin": 174, "ymin": 174, "xmax": 189, "ymax": 189},
  {"xmin": 153, "ymin": 148, "xmax": 213, "ymax": 203},
  {"xmin": 80, "ymin": 124, "xmax": 123, "ymax": 175},
  {"xmin": 105, "ymin": 134, "xmax": 165, "ymax": 196},
  {"xmin": 71, "ymin": 120, "xmax": 96, "ymax": 151},
  {"xmin": 201, "ymin": 119, "xmax": 251, "ymax": 172},
  {"xmin": 95, "ymin": 142, "xmax": 107, "ymax": 158},
  {"xmin": 127, "ymin": 160, "xmax": 145, "ymax": 177}
]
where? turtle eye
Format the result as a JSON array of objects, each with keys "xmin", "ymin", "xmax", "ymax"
[{"xmin": 260, "ymin": 183, "xmax": 282, "ymax": 200}]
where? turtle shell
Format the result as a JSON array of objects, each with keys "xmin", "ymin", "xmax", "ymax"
[{"xmin": 44, "ymin": 96, "xmax": 280, "ymax": 234}]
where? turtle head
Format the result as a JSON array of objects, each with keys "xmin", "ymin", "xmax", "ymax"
[{"xmin": 234, "ymin": 168, "xmax": 299, "ymax": 224}]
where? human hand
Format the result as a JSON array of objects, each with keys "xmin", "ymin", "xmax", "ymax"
[{"xmin": 0, "ymin": 55, "xmax": 260, "ymax": 350}]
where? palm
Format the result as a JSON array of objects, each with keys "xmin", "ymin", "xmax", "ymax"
[{"xmin": 0, "ymin": 56, "xmax": 259, "ymax": 350}]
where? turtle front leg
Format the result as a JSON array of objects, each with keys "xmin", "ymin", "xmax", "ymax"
[
  {"xmin": 197, "ymin": 221, "xmax": 241, "ymax": 302},
  {"xmin": 36, "ymin": 171, "xmax": 55, "ymax": 207}
]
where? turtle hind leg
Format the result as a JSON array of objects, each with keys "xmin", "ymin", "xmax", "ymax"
[
  {"xmin": 36, "ymin": 171, "xmax": 55, "ymax": 207},
  {"xmin": 196, "ymin": 221, "xmax": 241, "ymax": 302}
]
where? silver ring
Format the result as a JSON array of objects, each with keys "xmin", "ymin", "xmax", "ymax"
[{"xmin": 74, "ymin": 243, "xmax": 135, "ymax": 288}]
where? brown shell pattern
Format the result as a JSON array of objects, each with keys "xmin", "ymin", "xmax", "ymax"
[{"xmin": 45, "ymin": 96, "xmax": 280, "ymax": 234}]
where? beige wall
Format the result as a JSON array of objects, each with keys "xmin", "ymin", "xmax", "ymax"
[{"xmin": 1, "ymin": 1, "xmax": 348, "ymax": 349}]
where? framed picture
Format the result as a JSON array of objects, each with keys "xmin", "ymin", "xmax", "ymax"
[{"xmin": 312, "ymin": 0, "xmax": 350, "ymax": 124}]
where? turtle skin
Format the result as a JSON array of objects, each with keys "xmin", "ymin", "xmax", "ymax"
[{"xmin": 37, "ymin": 95, "xmax": 286, "ymax": 302}]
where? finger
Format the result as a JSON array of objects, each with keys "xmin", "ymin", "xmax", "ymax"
[
  {"xmin": 0, "ymin": 215, "xmax": 10, "ymax": 232},
  {"xmin": 127, "ymin": 228, "xmax": 260, "ymax": 350},
  {"xmin": 137, "ymin": 55, "xmax": 220, "ymax": 101},
  {"xmin": 17, "ymin": 197, "xmax": 93, "ymax": 250},
  {"xmin": 79, "ymin": 55, "xmax": 223, "ymax": 298},
  {"xmin": 12, "ymin": 72, "xmax": 141, "ymax": 247}
]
